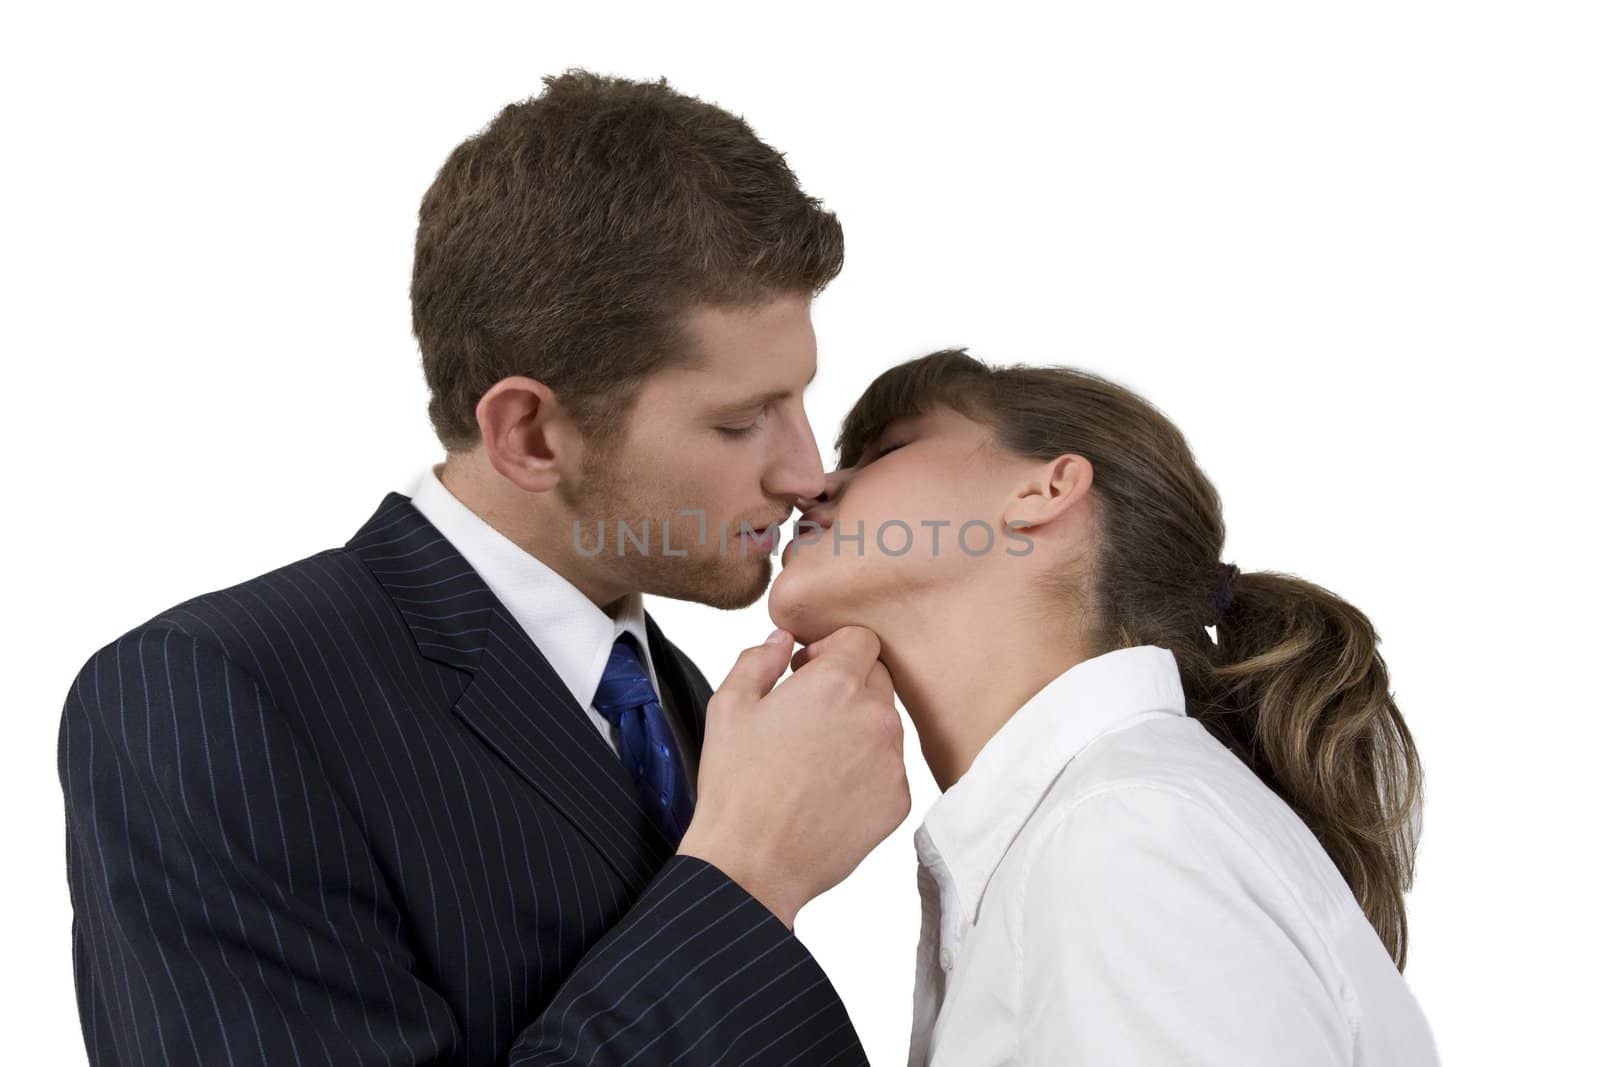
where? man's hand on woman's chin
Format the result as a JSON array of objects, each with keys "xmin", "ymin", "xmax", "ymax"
[{"xmin": 676, "ymin": 625, "xmax": 911, "ymax": 928}]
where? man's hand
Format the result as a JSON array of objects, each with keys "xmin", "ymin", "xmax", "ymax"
[{"xmin": 677, "ymin": 626, "xmax": 911, "ymax": 927}]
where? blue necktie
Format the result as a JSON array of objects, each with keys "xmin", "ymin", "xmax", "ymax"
[{"xmin": 592, "ymin": 634, "xmax": 694, "ymax": 846}]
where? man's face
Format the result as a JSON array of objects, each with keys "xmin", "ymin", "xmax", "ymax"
[{"xmin": 562, "ymin": 293, "xmax": 827, "ymax": 609}]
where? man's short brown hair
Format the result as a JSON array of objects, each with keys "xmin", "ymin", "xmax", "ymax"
[{"xmin": 411, "ymin": 70, "xmax": 845, "ymax": 452}]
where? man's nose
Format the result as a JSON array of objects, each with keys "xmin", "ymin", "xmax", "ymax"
[
  {"xmin": 797, "ymin": 466, "xmax": 852, "ymax": 517},
  {"xmin": 765, "ymin": 413, "xmax": 828, "ymax": 503}
]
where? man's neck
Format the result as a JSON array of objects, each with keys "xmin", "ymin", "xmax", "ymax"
[{"xmin": 435, "ymin": 455, "xmax": 628, "ymax": 610}]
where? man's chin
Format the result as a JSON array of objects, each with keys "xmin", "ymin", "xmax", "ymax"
[
  {"xmin": 697, "ymin": 560, "xmax": 771, "ymax": 611},
  {"xmin": 638, "ymin": 553, "xmax": 773, "ymax": 611}
]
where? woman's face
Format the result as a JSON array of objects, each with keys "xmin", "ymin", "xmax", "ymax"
[{"xmin": 769, "ymin": 404, "xmax": 1035, "ymax": 643}]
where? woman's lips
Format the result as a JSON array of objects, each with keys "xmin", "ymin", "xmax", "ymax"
[{"xmin": 780, "ymin": 517, "xmax": 831, "ymax": 565}]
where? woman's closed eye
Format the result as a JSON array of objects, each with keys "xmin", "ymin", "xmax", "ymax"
[{"xmin": 865, "ymin": 440, "xmax": 908, "ymax": 464}]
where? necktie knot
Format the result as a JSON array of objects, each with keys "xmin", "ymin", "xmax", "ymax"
[{"xmin": 593, "ymin": 635, "xmax": 659, "ymax": 723}]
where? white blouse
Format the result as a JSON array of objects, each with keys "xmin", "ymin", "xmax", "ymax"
[{"xmin": 908, "ymin": 645, "xmax": 1438, "ymax": 1066}]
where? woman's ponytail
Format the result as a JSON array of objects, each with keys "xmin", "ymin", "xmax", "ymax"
[{"xmin": 1204, "ymin": 569, "xmax": 1423, "ymax": 969}]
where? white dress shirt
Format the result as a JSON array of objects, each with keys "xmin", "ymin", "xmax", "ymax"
[
  {"xmin": 409, "ymin": 464, "xmax": 696, "ymax": 795},
  {"xmin": 909, "ymin": 645, "xmax": 1437, "ymax": 1066}
]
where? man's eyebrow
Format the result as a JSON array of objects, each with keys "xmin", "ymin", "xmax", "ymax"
[{"xmin": 703, "ymin": 366, "xmax": 818, "ymax": 418}]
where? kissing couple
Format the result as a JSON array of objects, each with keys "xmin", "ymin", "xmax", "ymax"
[{"xmin": 60, "ymin": 71, "xmax": 1438, "ymax": 1066}]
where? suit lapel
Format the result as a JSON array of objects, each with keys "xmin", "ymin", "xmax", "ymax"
[{"xmin": 347, "ymin": 492, "xmax": 676, "ymax": 894}]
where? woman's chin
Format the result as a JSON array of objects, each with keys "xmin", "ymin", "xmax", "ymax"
[{"xmin": 767, "ymin": 568, "xmax": 841, "ymax": 645}]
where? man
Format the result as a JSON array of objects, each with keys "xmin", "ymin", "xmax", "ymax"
[{"xmin": 59, "ymin": 71, "xmax": 909, "ymax": 1066}]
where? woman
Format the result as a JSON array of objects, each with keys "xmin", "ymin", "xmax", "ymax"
[{"xmin": 769, "ymin": 349, "xmax": 1438, "ymax": 1066}]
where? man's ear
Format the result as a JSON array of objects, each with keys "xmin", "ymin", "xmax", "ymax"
[
  {"xmin": 474, "ymin": 375, "xmax": 580, "ymax": 493},
  {"xmin": 1002, "ymin": 453, "xmax": 1094, "ymax": 532}
]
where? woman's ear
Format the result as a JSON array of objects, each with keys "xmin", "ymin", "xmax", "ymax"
[
  {"xmin": 475, "ymin": 375, "xmax": 579, "ymax": 493},
  {"xmin": 1002, "ymin": 453, "xmax": 1093, "ymax": 532}
]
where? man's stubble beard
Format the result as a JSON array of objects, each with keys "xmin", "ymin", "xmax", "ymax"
[{"xmin": 561, "ymin": 441, "xmax": 774, "ymax": 611}]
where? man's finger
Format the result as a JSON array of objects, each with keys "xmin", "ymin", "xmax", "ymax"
[
  {"xmin": 716, "ymin": 629, "xmax": 795, "ymax": 705},
  {"xmin": 865, "ymin": 660, "xmax": 894, "ymax": 701},
  {"xmin": 790, "ymin": 625, "xmax": 881, "ymax": 677}
]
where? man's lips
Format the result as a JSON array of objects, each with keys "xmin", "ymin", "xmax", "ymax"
[
  {"xmin": 738, "ymin": 524, "xmax": 782, "ymax": 554},
  {"xmin": 738, "ymin": 516, "xmax": 786, "ymax": 535}
]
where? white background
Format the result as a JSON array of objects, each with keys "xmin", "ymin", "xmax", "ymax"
[{"xmin": 5, "ymin": 2, "xmax": 1596, "ymax": 1063}]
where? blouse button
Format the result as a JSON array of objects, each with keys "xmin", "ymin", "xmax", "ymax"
[{"xmin": 938, "ymin": 947, "xmax": 956, "ymax": 971}]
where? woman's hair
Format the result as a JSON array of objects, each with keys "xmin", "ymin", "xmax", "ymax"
[{"xmin": 838, "ymin": 349, "xmax": 1424, "ymax": 970}]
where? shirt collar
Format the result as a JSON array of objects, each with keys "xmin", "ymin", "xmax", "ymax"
[
  {"xmin": 915, "ymin": 645, "xmax": 1187, "ymax": 927},
  {"xmin": 408, "ymin": 464, "xmax": 658, "ymax": 709}
]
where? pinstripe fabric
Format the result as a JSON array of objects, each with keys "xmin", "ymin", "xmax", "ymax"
[{"xmin": 59, "ymin": 492, "xmax": 868, "ymax": 1066}]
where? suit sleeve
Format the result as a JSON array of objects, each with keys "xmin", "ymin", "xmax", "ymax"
[
  {"xmin": 60, "ymin": 627, "xmax": 864, "ymax": 1066},
  {"xmin": 506, "ymin": 856, "xmax": 862, "ymax": 1065}
]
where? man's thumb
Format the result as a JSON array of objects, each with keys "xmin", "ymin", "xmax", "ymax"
[{"xmin": 715, "ymin": 629, "xmax": 795, "ymax": 706}]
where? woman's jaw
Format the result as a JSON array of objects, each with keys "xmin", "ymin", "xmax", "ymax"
[
  {"xmin": 770, "ymin": 538, "xmax": 1099, "ymax": 792},
  {"xmin": 767, "ymin": 403, "xmax": 1105, "ymax": 789}
]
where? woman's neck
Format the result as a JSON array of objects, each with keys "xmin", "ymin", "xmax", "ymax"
[{"xmin": 876, "ymin": 590, "xmax": 1094, "ymax": 791}]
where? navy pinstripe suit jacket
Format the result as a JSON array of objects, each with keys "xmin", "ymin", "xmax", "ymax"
[{"xmin": 59, "ymin": 492, "xmax": 868, "ymax": 1066}]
